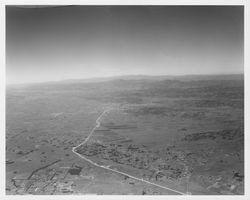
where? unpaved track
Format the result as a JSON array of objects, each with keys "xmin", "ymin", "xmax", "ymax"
[{"xmin": 72, "ymin": 109, "xmax": 186, "ymax": 195}]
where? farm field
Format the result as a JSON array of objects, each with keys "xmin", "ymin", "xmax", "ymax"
[{"xmin": 6, "ymin": 74, "xmax": 244, "ymax": 195}]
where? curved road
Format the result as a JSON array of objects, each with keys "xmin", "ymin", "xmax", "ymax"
[{"xmin": 72, "ymin": 109, "xmax": 186, "ymax": 195}]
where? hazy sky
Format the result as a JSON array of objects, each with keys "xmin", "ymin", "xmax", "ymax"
[{"xmin": 6, "ymin": 6, "xmax": 244, "ymax": 84}]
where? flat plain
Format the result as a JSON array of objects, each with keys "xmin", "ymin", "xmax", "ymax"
[{"xmin": 6, "ymin": 74, "xmax": 244, "ymax": 195}]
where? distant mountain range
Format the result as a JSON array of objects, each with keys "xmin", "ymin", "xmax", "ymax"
[
  {"xmin": 7, "ymin": 74, "xmax": 244, "ymax": 88},
  {"xmin": 57, "ymin": 74, "xmax": 244, "ymax": 83}
]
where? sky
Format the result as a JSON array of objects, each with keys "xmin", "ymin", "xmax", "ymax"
[{"xmin": 6, "ymin": 6, "xmax": 244, "ymax": 84}]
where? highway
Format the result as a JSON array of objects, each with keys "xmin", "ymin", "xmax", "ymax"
[{"xmin": 72, "ymin": 109, "xmax": 187, "ymax": 195}]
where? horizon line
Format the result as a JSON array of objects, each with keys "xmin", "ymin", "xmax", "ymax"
[{"xmin": 6, "ymin": 72, "xmax": 244, "ymax": 86}]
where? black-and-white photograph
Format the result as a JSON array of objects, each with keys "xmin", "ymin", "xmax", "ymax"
[{"xmin": 3, "ymin": 2, "xmax": 246, "ymax": 197}]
